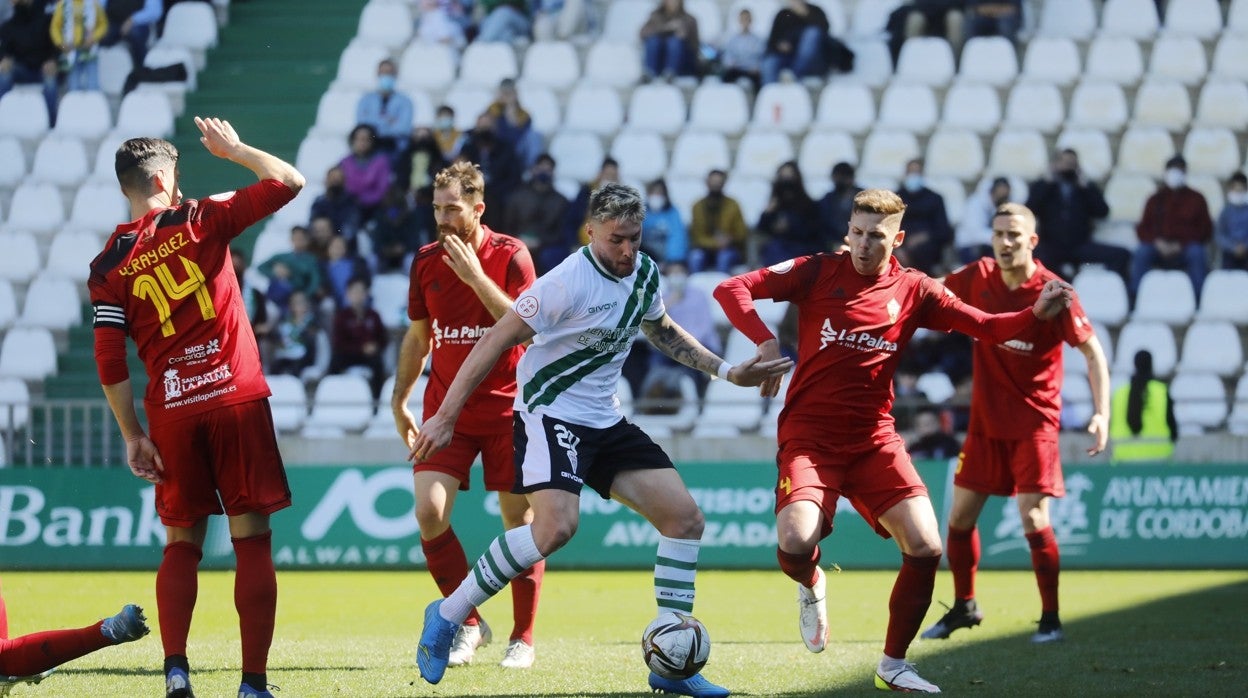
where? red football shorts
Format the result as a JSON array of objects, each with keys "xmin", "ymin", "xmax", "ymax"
[
  {"xmin": 148, "ymin": 399, "xmax": 291, "ymax": 527},
  {"xmin": 954, "ymin": 432, "xmax": 1064, "ymax": 497},
  {"xmin": 776, "ymin": 435, "xmax": 928, "ymax": 539},
  {"xmin": 414, "ymin": 429, "xmax": 514, "ymax": 491}
]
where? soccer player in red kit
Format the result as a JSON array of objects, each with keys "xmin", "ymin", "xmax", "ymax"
[
  {"xmin": 922, "ymin": 203, "xmax": 1110, "ymax": 644},
  {"xmin": 89, "ymin": 117, "xmax": 305, "ymax": 698},
  {"xmin": 391, "ymin": 162, "xmax": 544, "ymax": 669},
  {"xmin": 1, "ymin": 599, "xmax": 148, "ymax": 690},
  {"xmin": 714, "ymin": 189, "xmax": 1073, "ymax": 693}
]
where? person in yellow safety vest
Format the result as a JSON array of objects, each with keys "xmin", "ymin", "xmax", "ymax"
[{"xmin": 1109, "ymin": 350, "xmax": 1177, "ymax": 463}]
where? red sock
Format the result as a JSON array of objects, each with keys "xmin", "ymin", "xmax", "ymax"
[
  {"xmin": 1026, "ymin": 526, "xmax": 1060, "ymax": 613},
  {"xmin": 509, "ymin": 559, "xmax": 545, "ymax": 644},
  {"xmin": 946, "ymin": 525, "xmax": 979, "ymax": 601},
  {"xmin": 776, "ymin": 546, "xmax": 821, "ymax": 588},
  {"xmin": 421, "ymin": 528, "xmax": 482, "ymax": 626},
  {"xmin": 156, "ymin": 541, "xmax": 202, "ymax": 658},
  {"xmin": 884, "ymin": 553, "xmax": 940, "ymax": 659},
  {"xmin": 233, "ymin": 531, "xmax": 277, "ymax": 675},
  {"xmin": 0, "ymin": 621, "xmax": 112, "ymax": 676}
]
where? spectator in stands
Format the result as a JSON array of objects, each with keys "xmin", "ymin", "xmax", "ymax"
[
  {"xmin": 906, "ymin": 407, "xmax": 962, "ymax": 461},
  {"xmin": 1131, "ymin": 155, "xmax": 1212, "ymax": 298},
  {"xmin": 896, "ymin": 158, "xmax": 953, "ymax": 275},
  {"xmin": 817, "ymin": 161, "xmax": 861, "ymax": 250},
  {"xmin": 720, "ymin": 8, "xmax": 764, "ymax": 91},
  {"xmin": 503, "ymin": 152, "xmax": 569, "ymax": 275},
  {"xmin": 430, "ymin": 104, "xmax": 461, "ymax": 161},
  {"xmin": 761, "ymin": 0, "xmax": 833, "ymax": 85},
  {"xmin": 340, "ymin": 124, "xmax": 394, "ymax": 222},
  {"xmin": 0, "ymin": 0, "xmax": 59, "ymax": 124},
  {"xmin": 269, "ymin": 289, "xmax": 321, "ymax": 380},
  {"xmin": 50, "ymin": 0, "xmax": 107, "ymax": 92},
  {"xmin": 370, "ymin": 183, "xmax": 428, "ymax": 274},
  {"xmin": 306, "ymin": 214, "xmax": 337, "ymax": 259},
  {"xmin": 476, "ymin": 0, "xmax": 531, "ymax": 43},
  {"xmin": 310, "ymin": 165, "xmax": 363, "ymax": 242},
  {"xmin": 561, "ymin": 157, "xmax": 619, "ymax": 247},
  {"xmin": 963, "ymin": 0, "xmax": 1022, "ymax": 43},
  {"xmin": 232, "ymin": 246, "xmax": 277, "ymax": 365},
  {"xmin": 759, "ymin": 160, "xmax": 822, "ymax": 265},
  {"xmin": 531, "ymin": 0, "xmax": 587, "ymax": 42},
  {"xmin": 640, "ymin": 261, "xmax": 721, "ymax": 400},
  {"xmin": 456, "ymin": 112, "xmax": 521, "ymax": 230},
  {"xmin": 689, "ymin": 169, "xmax": 749, "ymax": 274},
  {"xmin": 321, "ymin": 234, "xmax": 371, "ymax": 309},
  {"xmin": 356, "ymin": 59, "xmax": 414, "ymax": 155},
  {"xmin": 485, "ymin": 77, "xmax": 542, "ymax": 169},
  {"xmin": 640, "ymin": 179, "xmax": 688, "ymax": 265},
  {"xmin": 1109, "ymin": 349, "xmax": 1176, "ymax": 464},
  {"xmin": 639, "ymin": 0, "xmax": 699, "ymax": 83},
  {"xmin": 100, "ymin": 0, "xmax": 160, "ymax": 68},
  {"xmin": 415, "ymin": 0, "xmax": 467, "ymax": 50},
  {"xmin": 1027, "ymin": 149, "xmax": 1127, "ymax": 282},
  {"xmin": 956, "ymin": 176, "xmax": 1011, "ymax": 264},
  {"xmin": 395, "ymin": 126, "xmax": 448, "ymax": 193},
  {"xmin": 1216, "ymin": 172, "xmax": 1248, "ymax": 271},
  {"xmin": 886, "ymin": 0, "xmax": 964, "ymax": 65},
  {"xmin": 329, "ymin": 277, "xmax": 388, "ymax": 400},
  {"xmin": 258, "ymin": 226, "xmax": 322, "ymax": 312}
]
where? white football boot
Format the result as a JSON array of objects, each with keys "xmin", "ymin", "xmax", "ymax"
[
  {"xmin": 798, "ymin": 566, "xmax": 829, "ymax": 653},
  {"xmin": 499, "ymin": 639, "xmax": 535, "ymax": 668},
  {"xmin": 447, "ymin": 617, "xmax": 492, "ymax": 667},
  {"xmin": 874, "ymin": 659, "xmax": 941, "ymax": 693}
]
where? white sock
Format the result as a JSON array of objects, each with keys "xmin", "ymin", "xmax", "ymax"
[
  {"xmin": 879, "ymin": 654, "xmax": 907, "ymax": 673},
  {"xmin": 440, "ymin": 525, "xmax": 544, "ymax": 624},
  {"xmin": 654, "ymin": 535, "xmax": 700, "ymax": 613}
]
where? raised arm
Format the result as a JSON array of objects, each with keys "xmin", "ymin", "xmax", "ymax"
[
  {"xmin": 641, "ymin": 313, "xmax": 793, "ymax": 389},
  {"xmin": 195, "ymin": 116, "xmax": 305, "ymax": 194},
  {"xmin": 1077, "ymin": 333, "xmax": 1111, "ymax": 456},
  {"xmin": 932, "ymin": 279, "xmax": 1073, "ymax": 343},
  {"xmin": 439, "ymin": 234, "xmax": 517, "ymax": 319}
]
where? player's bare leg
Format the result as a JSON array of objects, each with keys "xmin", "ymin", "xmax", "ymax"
[
  {"xmin": 923, "ymin": 486, "xmax": 989, "ymax": 640},
  {"xmin": 775, "ymin": 500, "xmax": 829, "ymax": 653},
  {"xmin": 875, "ymin": 496, "xmax": 942, "ymax": 693},
  {"xmin": 498, "ymin": 491, "xmax": 542, "ymax": 668},
  {"xmin": 1017, "ymin": 493, "xmax": 1063, "ymax": 643},
  {"xmin": 161, "ymin": 520, "xmax": 207, "ymax": 698}
]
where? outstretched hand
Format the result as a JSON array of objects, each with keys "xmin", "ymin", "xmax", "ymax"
[
  {"xmin": 1033, "ymin": 279, "xmax": 1073, "ymax": 320},
  {"xmin": 727, "ymin": 352, "xmax": 794, "ymax": 395},
  {"xmin": 408, "ymin": 412, "xmax": 454, "ymax": 463},
  {"xmin": 195, "ymin": 116, "xmax": 243, "ymax": 160}
]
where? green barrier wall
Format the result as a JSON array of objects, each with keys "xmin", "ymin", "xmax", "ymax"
[{"xmin": 1, "ymin": 462, "xmax": 1245, "ymax": 570}]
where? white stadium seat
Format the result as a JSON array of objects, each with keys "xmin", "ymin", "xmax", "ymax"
[
  {"xmin": 798, "ymin": 130, "xmax": 857, "ymax": 182},
  {"xmin": 90, "ymin": 134, "xmax": 128, "ymax": 182},
  {"xmin": 53, "ymin": 91, "xmax": 112, "ymax": 140},
  {"xmin": 98, "ymin": 44, "xmax": 132, "ymax": 97},
  {"xmin": 0, "ymin": 376, "xmax": 30, "ymax": 430},
  {"xmin": 113, "ymin": 90, "xmax": 175, "ymax": 139},
  {"xmin": 1211, "ymin": 35, "xmax": 1248, "ymax": 81},
  {"xmin": 548, "ymin": 131, "xmax": 604, "ymax": 183},
  {"xmin": 31, "ymin": 136, "xmax": 90, "ymax": 187},
  {"xmin": 723, "ymin": 176, "xmax": 770, "ymax": 227},
  {"xmin": 686, "ymin": 0, "xmax": 725, "ymax": 42},
  {"xmin": 5, "ymin": 183, "xmax": 64, "ymax": 235},
  {"xmin": 154, "ymin": 0, "xmax": 218, "ymax": 68},
  {"xmin": 1116, "ymin": 127, "xmax": 1176, "ymax": 177},
  {"xmin": 309, "ymin": 89, "xmax": 364, "ymax": 140},
  {"xmin": 1178, "ymin": 321, "xmax": 1243, "ymax": 377},
  {"xmin": 665, "ymin": 176, "xmax": 702, "ymax": 225},
  {"xmin": 1003, "ymin": 81, "xmax": 1064, "ymax": 133},
  {"xmin": 517, "ymin": 84, "xmax": 560, "ymax": 133},
  {"xmin": 1068, "ymin": 81, "xmax": 1129, "ymax": 132},
  {"xmin": 295, "ymin": 136, "xmax": 347, "ymax": 185},
  {"xmin": 941, "ymin": 83, "xmax": 1001, "ymax": 134},
  {"xmin": 917, "ymin": 371, "xmax": 956, "ymax": 404},
  {"xmin": 20, "ymin": 273, "xmax": 82, "ymax": 330},
  {"xmin": 611, "ymin": 130, "xmax": 668, "ymax": 183},
  {"xmin": 895, "ymin": 37, "xmax": 956, "ymax": 86},
  {"xmin": 0, "ymin": 281, "xmax": 16, "ymax": 330},
  {"xmin": 267, "ymin": 374, "xmax": 309, "ymax": 433},
  {"xmin": 1230, "ymin": 374, "xmax": 1248, "ymax": 436},
  {"xmin": 670, "ymin": 131, "xmax": 731, "ymax": 178},
  {"xmin": 957, "ymin": 36, "xmax": 1018, "ymax": 86},
  {"xmin": 370, "ymin": 272, "xmax": 410, "ymax": 330},
  {"xmin": 398, "ymin": 42, "xmax": 456, "ymax": 93},
  {"xmin": 520, "ymin": 41, "xmax": 580, "ymax": 91},
  {"xmin": 877, "ymin": 83, "xmax": 938, "ymax": 134},
  {"xmin": 927, "ymin": 176, "xmax": 966, "ymax": 225},
  {"xmin": 1133, "ymin": 81, "xmax": 1193, "ymax": 132},
  {"xmin": 304, "ymin": 374, "xmax": 375, "ymax": 433},
  {"xmin": 583, "ymin": 42, "xmax": 642, "ymax": 88},
  {"xmin": 733, "ymin": 130, "xmax": 794, "ymax": 180},
  {"xmin": 986, "ymin": 129, "xmax": 1048, "ymax": 180},
  {"xmin": 564, "ymin": 85, "xmax": 624, "ymax": 135},
  {"xmin": 1163, "ymin": 0, "xmax": 1223, "ymax": 38},
  {"xmin": 1183, "ymin": 128, "xmax": 1241, "ymax": 178},
  {"xmin": 842, "ymin": 38, "xmax": 892, "ymax": 86},
  {"xmin": 1114, "ymin": 321, "xmax": 1178, "ymax": 376},
  {"xmin": 1188, "ymin": 174, "xmax": 1225, "ymax": 219},
  {"xmin": 1055, "ymin": 129, "xmax": 1113, "ymax": 181},
  {"xmin": 44, "ymin": 230, "xmax": 101, "ymax": 283},
  {"xmin": 1104, "ymin": 173, "xmax": 1157, "ymax": 222},
  {"xmin": 1149, "ymin": 36, "xmax": 1210, "ymax": 85},
  {"xmin": 0, "ymin": 89, "xmax": 50, "ymax": 140},
  {"xmin": 859, "ymin": 129, "xmax": 920, "ymax": 180},
  {"xmin": 441, "ymin": 86, "xmax": 493, "ymax": 132},
  {"xmin": 0, "ymin": 232, "xmax": 41, "ymax": 283},
  {"xmin": 1037, "ymin": 0, "xmax": 1096, "ymax": 39},
  {"xmin": 1085, "ymin": 36, "xmax": 1144, "ymax": 86},
  {"xmin": 629, "ymin": 373, "xmax": 699, "ymax": 437},
  {"xmin": 1133, "ymin": 270, "xmax": 1197, "ymax": 325},
  {"xmin": 627, "ymin": 83, "xmax": 686, "ymax": 136},
  {"xmin": 458, "ymin": 42, "xmax": 518, "ymax": 90},
  {"xmin": 139, "ymin": 47, "xmax": 197, "ymax": 113},
  {"xmin": 925, "ymin": 129, "xmax": 983, "ymax": 181},
  {"xmin": 0, "ymin": 137, "xmax": 25, "ymax": 188},
  {"xmin": 687, "ymin": 270, "xmax": 729, "ymax": 326},
  {"xmin": 694, "ymin": 378, "xmax": 765, "ymax": 434},
  {"xmin": 1020, "ymin": 37, "xmax": 1080, "ymax": 85},
  {"xmin": 1073, "ymin": 266, "xmax": 1130, "ymax": 326},
  {"xmin": 1100, "ymin": 0, "xmax": 1160, "ymax": 38},
  {"xmin": 813, "ymin": 83, "xmax": 874, "ymax": 135},
  {"xmin": 1063, "ymin": 321, "xmax": 1111, "ymax": 377},
  {"xmin": 1194, "ymin": 79, "xmax": 1248, "ymax": 129},
  {"xmin": 751, "ymin": 83, "xmax": 814, "ymax": 135},
  {"xmin": 1170, "ymin": 372, "xmax": 1229, "ymax": 432},
  {"xmin": 728, "ymin": 0, "xmax": 782, "ymax": 38},
  {"xmin": 850, "ymin": 0, "xmax": 901, "ymax": 37},
  {"xmin": 334, "ymin": 41, "xmax": 388, "ymax": 92},
  {"xmin": 688, "ymin": 82, "xmax": 750, "ymax": 135},
  {"xmin": 602, "ymin": 0, "xmax": 653, "ymax": 42},
  {"xmin": 1231, "ymin": 0, "xmax": 1248, "ymax": 33},
  {"xmin": 1197, "ymin": 271, "xmax": 1248, "ymax": 323},
  {"xmin": 356, "ymin": 0, "xmax": 413, "ymax": 50},
  {"xmin": 0, "ymin": 327, "xmax": 57, "ymax": 380}
]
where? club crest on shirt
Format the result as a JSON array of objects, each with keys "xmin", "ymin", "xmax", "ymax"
[
  {"xmin": 886, "ymin": 298, "xmax": 900, "ymax": 324},
  {"xmin": 516, "ymin": 295, "xmax": 539, "ymax": 318}
]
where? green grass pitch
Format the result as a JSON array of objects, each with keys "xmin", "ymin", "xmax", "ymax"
[{"xmin": 2, "ymin": 569, "xmax": 1244, "ymax": 696}]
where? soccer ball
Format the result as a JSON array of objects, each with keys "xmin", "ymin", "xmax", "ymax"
[{"xmin": 640, "ymin": 611, "xmax": 710, "ymax": 680}]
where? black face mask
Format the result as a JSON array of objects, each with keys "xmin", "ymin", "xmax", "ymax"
[
  {"xmin": 707, "ymin": 189, "xmax": 724, "ymax": 199},
  {"xmin": 1058, "ymin": 169, "xmax": 1078, "ymax": 182}
]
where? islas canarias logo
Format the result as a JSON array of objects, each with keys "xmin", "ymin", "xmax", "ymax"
[{"xmin": 431, "ymin": 318, "xmax": 490, "ymax": 349}]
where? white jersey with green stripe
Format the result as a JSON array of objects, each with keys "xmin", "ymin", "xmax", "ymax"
[{"xmin": 512, "ymin": 246, "xmax": 664, "ymax": 428}]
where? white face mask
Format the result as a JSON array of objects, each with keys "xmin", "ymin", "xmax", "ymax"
[
  {"xmin": 1164, "ymin": 168, "xmax": 1186, "ymax": 189},
  {"xmin": 647, "ymin": 194, "xmax": 667, "ymax": 211},
  {"xmin": 903, "ymin": 174, "xmax": 923, "ymax": 192},
  {"xmin": 1228, "ymin": 190, "xmax": 1248, "ymax": 207}
]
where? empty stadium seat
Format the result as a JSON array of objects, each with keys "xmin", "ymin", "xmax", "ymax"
[
  {"xmin": 98, "ymin": 44, "xmax": 132, "ymax": 97},
  {"xmin": 1211, "ymin": 35, "xmax": 1248, "ymax": 81},
  {"xmin": 397, "ymin": 42, "xmax": 456, "ymax": 93},
  {"xmin": 1063, "ymin": 321, "xmax": 1111, "ymax": 376},
  {"xmin": 369, "ymin": 272, "xmax": 410, "ymax": 331},
  {"xmin": 1178, "ymin": 321, "xmax": 1243, "ymax": 377},
  {"xmin": 520, "ymin": 40, "xmax": 580, "ymax": 91},
  {"xmin": 798, "ymin": 130, "xmax": 857, "ymax": 182},
  {"xmin": 1229, "ymin": 374, "xmax": 1248, "ymax": 435},
  {"xmin": 458, "ymin": 41, "xmax": 518, "ymax": 90},
  {"xmin": 813, "ymin": 83, "xmax": 874, "ymax": 135},
  {"xmin": 31, "ymin": 136, "xmax": 90, "ymax": 187},
  {"xmin": 89, "ymin": 134, "xmax": 128, "ymax": 182},
  {"xmin": 917, "ymin": 371, "xmax": 956, "ymax": 403},
  {"xmin": 583, "ymin": 42, "xmax": 643, "ymax": 88},
  {"xmin": 1020, "ymin": 37, "xmax": 1081, "ymax": 85},
  {"xmin": 733, "ymin": 130, "xmax": 794, "ymax": 180},
  {"xmin": 1116, "ymin": 127, "xmax": 1175, "ymax": 176},
  {"xmin": 688, "ymin": 82, "xmax": 749, "ymax": 135},
  {"xmin": 1133, "ymin": 270, "xmax": 1197, "ymax": 324},
  {"xmin": 957, "ymin": 36, "xmax": 1018, "ymax": 86},
  {"xmin": 516, "ymin": 84, "xmax": 560, "ymax": 133},
  {"xmin": 1073, "ymin": 267, "xmax": 1130, "ymax": 326},
  {"xmin": 1114, "ymin": 321, "xmax": 1178, "ymax": 376},
  {"xmin": 548, "ymin": 131, "xmax": 604, "ymax": 183},
  {"xmin": 602, "ymin": 0, "xmax": 652, "ymax": 41},
  {"xmin": 1003, "ymin": 81, "xmax": 1064, "ymax": 133},
  {"xmin": 0, "ymin": 376, "xmax": 30, "ymax": 431},
  {"xmin": 877, "ymin": 83, "xmax": 938, "ymax": 134},
  {"xmin": 1149, "ymin": 36, "xmax": 1210, "ymax": 85},
  {"xmin": 1194, "ymin": 79, "xmax": 1248, "ymax": 130},
  {"xmin": 1100, "ymin": 0, "xmax": 1160, "ymax": 38},
  {"xmin": 564, "ymin": 84, "xmax": 624, "ymax": 135},
  {"xmin": 0, "ymin": 232, "xmax": 41, "ymax": 283},
  {"xmin": 670, "ymin": 131, "xmax": 731, "ymax": 178},
  {"xmin": 0, "ymin": 89, "xmax": 50, "ymax": 140},
  {"xmin": 295, "ymin": 135, "xmax": 348, "ymax": 185},
  {"xmin": 1183, "ymin": 128, "xmax": 1241, "ymax": 178},
  {"xmin": 1061, "ymin": 368, "xmax": 1094, "ymax": 428},
  {"xmin": 629, "ymin": 373, "xmax": 699, "ymax": 437},
  {"xmin": 941, "ymin": 83, "xmax": 1001, "ymax": 134},
  {"xmin": 52, "ymin": 91, "xmax": 112, "ymax": 141},
  {"xmin": 154, "ymin": 0, "xmax": 218, "ymax": 68},
  {"xmin": 20, "ymin": 273, "xmax": 82, "ymax": 330},
  {"xmin": 267, "ymin": 373, "xmax": 309, "ymax": 433},
  {"xmin": 1067, "ymin": 81, "xmax": 1129, "ymax": 132},
  {"xmin": 334, "ymin": 40, "xmax": 388, "ymax": 92},
  {"xmin": 665, "ymin": 176, "xmax": 702, "ymax": 225},
  {"xmin": 304, "ymin": 374, "xmax": 374, "ymax": 434},
  {"xmin": 309, "ymin": 89, "xmax": 364, "ymax": 140},
  {"xmin": 987, "ymin": 129, "xmax": 1047, "ymax": 180},
  {"xmin": 0, "ymin": 137, "xmax": 25, "ymax": 188},
  {"xmin": 1170, "ymin": 372, "xmax": 1229, "ymax": 432},
  {"xmin": 1133, "ymin": 80, "xmax": 1193, "ymax": 132},
  {"xmin": 1163, "ymin": 0, "xmax": 1223, "ymax": 37},
  {"xmin": 112, "ymin": 90, "xmax": 175, "ymax": 139},
  {"xmin": 356, "ymin": 0, "xmax": 413, "ymax": 50},
  {"xmin": 925, "ymin": 129, "xmax": 983, "ymax": 181},
  {"xmin": 1197, "ymin": 270, "xmax": 1248, "ymax": 323},
  {"xmin": 5, "ymin": 183, "xmax": 64, "ymax": 235},
  {"xmin": 628, "ymin": 83, "xmax": 686, "ymax": 135},
  {"xmin": 849, "ymin": 0, "xmax": 901, "ymax": 37},
  {"xmin": 842, "ymin": 38, "xmax": 892, "ymax": 86},
  {"xmin": 694, "ymin": 378, "xmax": 765, "ymax": 435},
  {"xmin": 0, "ymin": 281, "xmax": 16, "ymax": 330},
  {"xmin": 1037, "ymin": 0, "xmax": 1096, "ymax": 39},
  {"xmin": 1104, "ymin": 173, "xmax": 1157, "ymax": 221},
  {"xmin": 859, "ymin": 129, "xmax": 920, "ymax": 181},
  {"xmin": 1085, "ymin": 36, "xmax": 1144, "ymax": 86},
  {"xmin": 722, "ymin": 176, "xmax": 770, "ymax": 228},
  {"xmin": 0, "ymin": 327, "xmax": 56, "ymax": 380},
  {"xmin": 44, "ymin": 230, "xmax": 101, "ymax": 283},
  {"xmin": 686, "ymin": 0, "xmax": 725, "ymax": 42},
  {"xmin": 687, "ymin": 270, "xmax": 729, "ymax": 325},
  {"xmin": 729, "ymin": 0, "xmax": 781, "ymax": 38},
  {"xmin": 139, "ymin": 47, "xmax": 197, "ymax": 114},
  {"xmin": 1188, "ymin": 174, "xmax": 1225, "ymax": 218},
  {"xmin": 752, "ymin": 83, "xmax": 814, "ymax": 135},
  {"xmin": 1055, "ymin": 129, "xmax": 1113, "ymax": 181},
  {"xmin": 611, "ymin": 130, "xmax": 668, "ymax": 182},
  {"xmin": 895, "ymin": 37, "xmax": 956, "ymax": 86}
]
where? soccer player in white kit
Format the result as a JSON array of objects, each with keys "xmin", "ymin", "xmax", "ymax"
[{"xmin": 410, "ymin": 183, "xmax": 793, "ymax": 697}]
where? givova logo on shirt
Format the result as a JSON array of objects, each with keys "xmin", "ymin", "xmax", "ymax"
[
  {"xmin": 431, "ymin": 319, "xmax": 490, "ymax": 349},
  {"xmin": 819, "ymin": 319, "xmax": 898, "ymax": 352}
]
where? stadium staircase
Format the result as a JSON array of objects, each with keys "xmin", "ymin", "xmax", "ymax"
[{"xmin": 30, "ymin": 0, "xmax": 366, "ymax": 465}]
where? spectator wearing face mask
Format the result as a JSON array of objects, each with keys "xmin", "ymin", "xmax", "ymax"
[
  {"xmin": 759, "ymin": 160, "xmax": 821, "ymax": 265},
  {"xmin": 641, "ymin": 179, "xmax": 688, "ymax": 265},
  {"xmin": 340, "ymin": 124, "xmax": 394, "ymax": 221},
  {"xmin": 956, "ymin": 177, "xmax": 1012, "ymax": 265},
  {"xmin": 309, "ymin": 165, "xmax": 363, "ymax": 242},
  {"xmin": 457, "ymin": 112, "xmax": 522, "ymax": 229},
  {"xmin": 395, "ymin": 126, "xmax": 449, "ymax": 192},
  {"xmin": 896, "ymin": 158, "xmax": 953, "ymax": 275},
  {"xmin": 817, "ymin": 161, "xmax": 862, "ymax": 250},
  {"xmin": 1131, "ymin": 155, "xmax": 1212, "ymax": 299},
  {"xmin": 1217, "ymin": 172, "xmax": 1248, "ymax": 271},
  {"xmin": 1026, "ymin": 149, "xmax": 1128, "ymax": 283},
  {"xmin": 689, "ymin": 169, "xmax": 749, "ymax": 274},
  {"xmin": 640, "ymin": 261, "xmax": 722, "ymax": 400},
  {"xmin": 429, "ymin": 104, "xmax": 461, "ymax": 161},
  {"xmin": 504, "ymin": 153, "xmax": 570, "ymax": 274},
  {"xmin": 415, "ymin": 0, "xmax": 468, "ymax": 49},
  {"xmin": 356, "ymin": 59, "xmax": 414, "ymax": 154}
]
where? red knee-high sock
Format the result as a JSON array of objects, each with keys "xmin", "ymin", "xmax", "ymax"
[
  {"xmin": 884, "ymin": 553, "xmax": 940, "ymax": 659},
  {"xmin": 1025, "ymin": 526, "xmax": 1060, "ymax": 614},
  {"xmin": 421, "ymin": 528, "xmax": 482, "ymax": 626},
  {"xmin": 233, "ymin": 531, "xmax": 277, "ymax": 675},
  {"xmin": 946, "ymin": 525, "xmax": 979, "ymax": 602},
  {"xmin": 509, "ymin": 559, "xmax": 545, "ymax": 645},
  {"xmin": 0, "ymin": 621, "xmax": 112, "ymax": 676},
  {"xmin": 776, "ymin": 546, "xmax": 821, "ymax": 588},
  {"xmin": 156, "ymin": 541, "xmax": 202, "ymax": 659}
]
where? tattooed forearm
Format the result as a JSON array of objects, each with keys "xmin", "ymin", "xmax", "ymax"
[{"xmin": 641, "ymin": 315, "xmax": 722, "ymax": 376}]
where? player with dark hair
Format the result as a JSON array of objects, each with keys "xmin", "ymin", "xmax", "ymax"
[
  {"xmin": 1, "ymin": 601, "xmax": 148, "ymax": 693},
  {"xmin": 90, "ymin": 117, "xmax": 305, "ymax": 698},
  {"xmin": 922, "ymin": 203, "xmax": 1109, "ymax": 645},
  {"xmin": 714, "ymin": 189, "xmax": 1073, "ymax": 693},
  {"xmin": 391, "ymin": 160, "xmax": 545, "ymax": 670}
]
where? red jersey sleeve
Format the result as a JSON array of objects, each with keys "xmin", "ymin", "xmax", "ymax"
[
  {"xmin": 1061, "ymin": 293, "xmax": 1096, "ymax": 347},
  {"xmin": 505, "ymin": 243, "xmax": 537, "ymax": 297},
  {"xmin": 917, "ymin": 275, "xmax": 1035, "ymax": 343},
  {"xmin": 88, "ymin": 262, "xmax": 130, "ymax": 385},
  {"xmin": 714, "ymin": 256, "xmax": 819, "ymax": 345},
  {"xmin": 191, "ymin": 179, "xmax": 296, "ymax": 243},
  {"xmin": 941, "ymin": 263, "xmax": 972, "ymax": 301}
]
